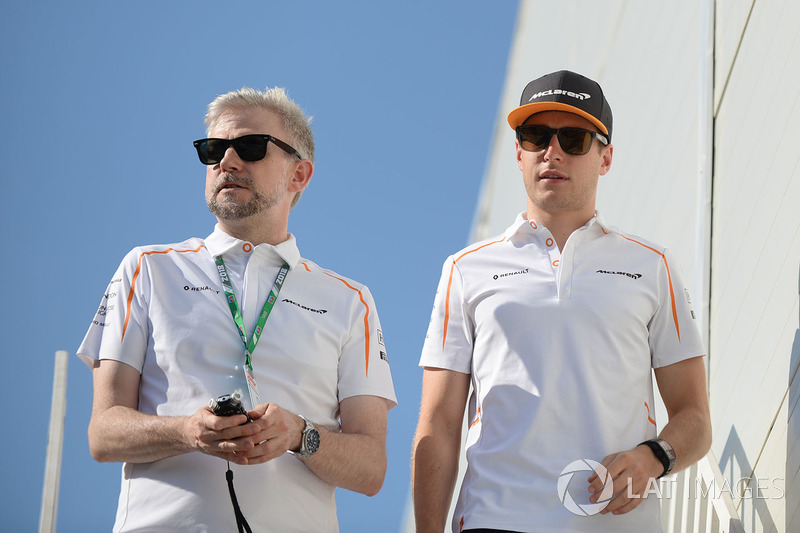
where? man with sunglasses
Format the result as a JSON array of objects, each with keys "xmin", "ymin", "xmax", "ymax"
[
  {"xmin": 412, "ymin": 71, "xmax": 711, "ymax": 532},
  {"xmin": 78, "ymin": 87, "xmax": 396, "ymax": 532}
]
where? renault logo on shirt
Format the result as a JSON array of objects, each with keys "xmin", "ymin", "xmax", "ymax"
[{"xmin": 493, "ymin": 268, "xmax": 530, "ymax": 280}]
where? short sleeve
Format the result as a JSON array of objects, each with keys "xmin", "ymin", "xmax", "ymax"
[
  {"xmin": 649, "ymin": 248, "xmax": 706, "ymax": 368},
  {"xmin": 419, "ymin": 256, "xmax": 474, "ymax": 373},
  {"xmin": 337, "ymin": 285, "xmax": 397, "ymax": 409},
  {"xmin": 76, "ymin": 248, "xmax": 150, "ymax": 372}
]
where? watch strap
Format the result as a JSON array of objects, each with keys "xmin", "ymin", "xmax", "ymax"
[{"xmin": 639, "ymin": 438, "xmax": 676, "ymax": 478}]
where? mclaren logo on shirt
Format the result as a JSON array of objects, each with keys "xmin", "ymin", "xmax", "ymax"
[
  {"xmin": 282, "ymin": 298, "xmax": 327, "ymax": 314},
  {"xmin": 493, "ymin": 268, "xmax": 530, "ymax": 280},
  {"xmin": 596, "ymin": 269, "xmax": 642, "ymax": 280}
]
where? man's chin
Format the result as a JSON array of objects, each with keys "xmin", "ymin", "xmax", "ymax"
[{"xmin": 207, "ymin": 201, "xmax": 262, "ymax": 221}]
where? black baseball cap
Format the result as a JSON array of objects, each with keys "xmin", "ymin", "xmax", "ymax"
[{"xmin": 507, "ymin": 70, "xmax": 613, "ymax": 141}]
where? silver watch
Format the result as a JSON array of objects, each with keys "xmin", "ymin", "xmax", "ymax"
[{"xmin": 292, "ymin": 416, "xmax": 320, "ymax": 458}]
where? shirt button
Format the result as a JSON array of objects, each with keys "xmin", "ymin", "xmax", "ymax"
[
  {"xmin": 552, "ymin": 259, "xmax": 560, "ymax": 267},
  {"xmin": 242, "ymin": 243, "xmax": 252, "ymax": 253},
  {"xmin": 529, "ymin": 221, "xmax": 538, "ymax": 229},
  {"xmin": 546, "ymin": 238, "xmax": 554, "ymax": 248}
]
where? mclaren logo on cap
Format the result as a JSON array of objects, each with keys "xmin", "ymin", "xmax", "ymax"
[{"xmin": 528, "ymin": 89, "xmax": 592, "ymax": 102}]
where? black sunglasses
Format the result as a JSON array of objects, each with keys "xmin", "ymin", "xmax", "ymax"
[
  {"xmin": 516, "ymin": 125, "xmax": 609, "ymax": 156},
  {"xmin": 193, "ymin": 134, "xmax": 302, "ymax": 165}
]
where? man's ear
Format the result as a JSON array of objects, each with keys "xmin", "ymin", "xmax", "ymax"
[
  {"xmin": 288, "ymin": 159, "xmax": 314, "ymax": 192},
  {"xmin": 599, "ymin": 144, "xmax": 613, "ymax": 176}
]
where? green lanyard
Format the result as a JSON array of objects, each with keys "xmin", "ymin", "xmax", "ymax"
[{"xmin": 214, "ymin": 254, "xmax": 289, "ymax": 405}]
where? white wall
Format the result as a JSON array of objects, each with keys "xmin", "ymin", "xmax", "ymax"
[
  {"xmin": 710, "ymin": 1, "xmax": 800, "ymax": 531},
  {"xmin": 404, "ymin": 1, "xmax": 800, "ymax": 530}
]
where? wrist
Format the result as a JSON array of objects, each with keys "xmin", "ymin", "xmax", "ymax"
[
  {"xmin": 638, "ymin": 438, "xmax": 676, "ymax": 478},
  {"xmin": 289, "ymin": 415, "xmax": 320, "ymax": 458},
  {"xmin": 290, "ymin": 415, "xmax": 305, "ymax": 451}
]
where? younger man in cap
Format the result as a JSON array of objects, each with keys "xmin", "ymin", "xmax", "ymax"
[{"xmin": 411, "ymin": 70, "xmax": 711, "ymax": 532}]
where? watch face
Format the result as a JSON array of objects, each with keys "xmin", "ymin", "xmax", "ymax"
[
  {"xmin": 305, "ymin": 428, "xmax": 320, "ymax": 454},
  {"xmin": 658, "ymin": 440, "xmax": 676, "ymax": 462}
]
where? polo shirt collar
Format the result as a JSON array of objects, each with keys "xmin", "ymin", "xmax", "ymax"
[
  {"xmin": 204, "ymin": 224, "xmax": 302, "ymax": 268},
  {"xmin": 504, "ymin": 210, "xmax": 618, "ymax": 242}
]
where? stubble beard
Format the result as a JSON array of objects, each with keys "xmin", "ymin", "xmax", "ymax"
[{"xmin": 206, "ymin": 172, "xmax": 286, "ymax": 221}]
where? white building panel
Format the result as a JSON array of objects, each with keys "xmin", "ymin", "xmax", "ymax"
[
  {"xmin": 710, "ymin": 3, "xmax": 800, "ymax": 531},
  {"xmin": 406, "ymin": 1, "xmax": 800, "ymax": 530}
]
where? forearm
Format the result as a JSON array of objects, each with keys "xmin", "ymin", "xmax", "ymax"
[
  {"xmin": 88, "ymin": 405, "xmax": 192, "ymax": 463},
  {"xmin": 300, "ymin": 426, "xmax": 387, "ymax": 496},
  {"xmin": 411, "ymin": 427, "xmax": 461, "ymax": 532},
  {"xmin": 653, "ymin": 356, "xmax": 713, "ymax": 474},
  {"xmin": 658, "ymin": 405, "xmax": 712, "ymax": 473}
]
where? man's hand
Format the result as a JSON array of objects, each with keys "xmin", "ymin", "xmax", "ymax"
[
  {"xmin": 587, "ymin": 445, "xmax": 664, "ymax": 515},
  {"xmin": 184, "ymin": 405, "xmax": 260, "ymax": 461},
  {"xmin": 212, "ymin": 403, "xmax": 305, "ymax": 465}
]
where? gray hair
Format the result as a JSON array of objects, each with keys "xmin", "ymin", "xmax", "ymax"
[
  {"xmin": 205, "ymin": 87, "xmax": 314, "ymax": 162},
  {"xmin": 204, "ymin": 87, "xmax": 315, "ymax": 207}
]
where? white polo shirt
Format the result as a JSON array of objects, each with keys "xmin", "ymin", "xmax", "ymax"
[
  {"xmin": 78, "ymin": 225, "xmax": 396, "ymax": 533},
  {"xmin": 420, "ymin": 212, "xmax": 704, "ymax": 533}
]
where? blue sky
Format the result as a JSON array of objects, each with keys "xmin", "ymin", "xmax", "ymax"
[{"xmin": 0, "ymin": 2, "xmax": 518, "ymax": 530}]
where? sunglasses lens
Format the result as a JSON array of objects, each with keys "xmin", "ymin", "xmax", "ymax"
[
  {"xmin": 518, "ymin": 126, "xmax": 553, "ymax": 151},
  {"xmin": 192, "ymin": 139, "xmax": 227, "ymax": 165},
  {"xmin": 557, "ymin": 128, "xmax": 593, "ymax": 155},
  {"xmin": 205, "ymin": 139, "xmax": 230, "ymax": 164},
  {"xmin": 234, "ymin": 135, "xmax": 269, "ymax": 161},
  {"xmin": 193, "ymin": 136, "xmax": 271, "ymax": 165},
  {"xmin": 517, "ymin": 126, "xmax": 595, "ymax": 155}
]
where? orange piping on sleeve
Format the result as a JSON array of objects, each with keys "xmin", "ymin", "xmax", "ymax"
[
  {"xmin": 122, "ymin": 244, "xmax": 206, "ymax": 342},
  {"xmin": 323, "ymin": 272, "xmax": 371, "ymax": 377},
  {"xmin": 442, "ymin": 238, "xmax": 505, "ymax": 350},
  {"xmin": 619, "ymin": 235, "xmax": 680, "ymax": 341}
]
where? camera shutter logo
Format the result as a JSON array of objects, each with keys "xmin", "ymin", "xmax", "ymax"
[{"xmin": 557, "ymin": 459, "xmax": 614, "ymax": 516}]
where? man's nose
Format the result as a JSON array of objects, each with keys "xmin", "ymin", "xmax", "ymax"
[
  {"xmin": 543, "ymin": 133, "xmax": 563, "ymax": 160},
  {"xmin": 219, "ymin": 145, "xmax": 243, "ymax": 172}
]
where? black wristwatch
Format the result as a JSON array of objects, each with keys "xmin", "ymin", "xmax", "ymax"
[
  {"xmin": 639, "ymin": 438, "xmax": 676, "ymax": 478},
  {"xmin": 290, "ymin": 416, "xmax": 320, "ymax": 458}
]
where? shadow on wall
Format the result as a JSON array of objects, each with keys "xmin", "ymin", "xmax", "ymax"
[
  {"xmin": 718, "ymin": 264, "xmax": 800, "ymax": 532},
  {"xmin": 718, "ymin": 427, "xmax": 777, "ymax": 532}
]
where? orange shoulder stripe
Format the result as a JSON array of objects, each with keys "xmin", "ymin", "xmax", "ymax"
[
  {"xmin": 619, "ymin": 235, "xmax": 680, "ymax": 341},
  {"xmin": 323, "ymin": 271, "xmax": 371, "ymax": 377},
  {"xmin": 442, "ymin": 238, "xmax": 505, "ymax": 350},
  {"xmin": 122, "ymin": 244, "xmax": 206, "ymax": 342}
]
